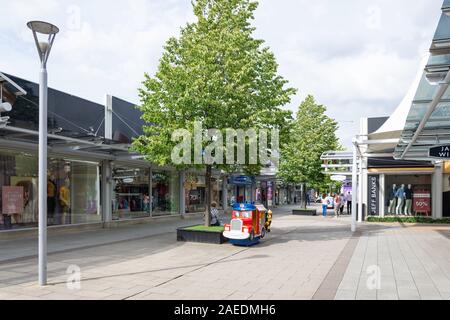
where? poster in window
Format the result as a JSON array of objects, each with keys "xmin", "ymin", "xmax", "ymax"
[
  {"xmin": 413, "ymin": 190, "xmax": 431, "ymax": 214},
  {"xmin": 2, "ymin": 186, "xmax": 24, "ymax": 215}
]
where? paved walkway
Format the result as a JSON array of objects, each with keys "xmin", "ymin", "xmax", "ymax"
[{"xmin": 0, "ymin": 205, "xmax": 449, "ymax": 300}]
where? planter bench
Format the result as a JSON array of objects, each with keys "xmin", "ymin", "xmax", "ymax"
[
  {"xmin": 177, "ymin": 226, "xmax": 228, "ymax": 244},
  {"xmin": 292, "ymin": 209, "xmax": 317, "ymax": 216}
]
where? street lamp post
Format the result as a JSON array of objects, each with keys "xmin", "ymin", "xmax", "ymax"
[{"xmin": 27, "ymin": 21, "xmax": 59, "ymax": 286}]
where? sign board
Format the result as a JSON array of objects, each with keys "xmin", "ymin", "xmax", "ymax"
[
  {"xmin": 331, "ymin": 175, "xmax": 347, "ymax": 182},
  {"xmin": 229, "ymin": 176, "xmax": 254, "ymax": 186},
  {"xmin": 413, "ymin": 191, "xmax": 431, "ymax": 214},
  {"xmin": 367, "ymin": 175, "xmax": 379, "ymax": 216},
  {"xmin": 2, "ymin": 186, "xmax": 24, "ymax": 215},
  {"xmin": 429, "ymin": 145, "xmax": 450, "ymax": 159}
]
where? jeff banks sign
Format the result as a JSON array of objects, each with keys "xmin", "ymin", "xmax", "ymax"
[
  {"xmin": 429, "ymin": 145, "xmax": 450, "ymax": 159},
  {"xmin": 368, "ymin": 175, "xmax": 379, "ymax": 216}
]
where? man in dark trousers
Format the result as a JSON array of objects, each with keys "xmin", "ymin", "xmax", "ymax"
[{"xmin": 345, "ymin": 191, "xmax": 352, "ymax": 215}]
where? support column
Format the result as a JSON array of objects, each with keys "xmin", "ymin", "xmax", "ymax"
[
  {"xmin": 379, "ymin": 174, "xmax": 386, "ymax": 218},
  {"xmin": 149, "ymin": 167, "xmax": 153, "ymax": 217},
  {"xmin": 179, "ymin": 170, "xmax": 185, "ymax": 216},
  {"xmin": 105, "ymin": 95, "xmax": 113, "ymax": 139},
  {"xmin": 101, "ymin": 160, "xmax": 112, "ymax": 223},
  {"xmin": 358, "ymin": 156, "xmax": 364, "ymax": 223},
  {"xmin": 222, "ymin": 175, "xmax": 228, "ymax": 211},
  {"xmin": 351, "ymin": 139, "xmax": 358, "ymax": 232},
  {"xmin": 433, "ymin": 162, "xmax": 443, "ymax": 220}
]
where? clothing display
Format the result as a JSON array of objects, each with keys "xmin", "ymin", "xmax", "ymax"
[
  {"xmin": 395, "ymin": 185, "xmax": 406, "ymax": 215},
  {"xmin": 404, "ymin": 185, "xmax": 413, "ymax": 215},
  {"xmin": 388, "ymin": 185, "xmax": 397, "ymax": 214},
  {"xmin": 47, "ymin": 179, "xmax": 56, "ymax": 219}
]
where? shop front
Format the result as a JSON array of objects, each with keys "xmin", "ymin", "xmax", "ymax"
[
  {"xmin": 112, "ymin": 165, "xmax": 150, "ymax": 220},
  {"xmin": 0, "ymin": 148, "xmax": 102, "ymax": 230},
  {"xmin": 152, "ymin": 170, "xmax": 180, "ymax": 216},
  {"xmin": 365, "ymin": 168, "xmax": 435, "ymax": 218},
  {"xmin": 228, "ymin": 175, "xmax": 254, "ymax": 205}
]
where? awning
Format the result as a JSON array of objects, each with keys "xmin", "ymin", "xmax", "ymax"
[
  {"xmin": 367, "ymin": 54, "xmax": 429, "ymax": 153},
  {"xmin": 0, "ymin": 125, "xmax": 146, "ymax": 163},
  {"xmin": 394, "ymin": 5, "xmax": 450, "ymax": 160},
  {"xmin": 0, "ymin": 72, "xmax": 27, "ymax": 97}
]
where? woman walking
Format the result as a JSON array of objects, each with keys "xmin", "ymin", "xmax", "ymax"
[
  {"xmin": 334, "ymin": 193, "xmax": 341, "ymax": 218},
  {"xmin": 321, "ymin": 194, "xmax": 328, "ymax": 217}
]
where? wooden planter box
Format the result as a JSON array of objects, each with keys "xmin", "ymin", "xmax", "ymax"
[
  {"xmin": 177, "ymin": 227, "xmax": 228, "ymax": 244},
  {"xmin": 292, "ymin": 209, "xmax": 317, "ymax": 216}
]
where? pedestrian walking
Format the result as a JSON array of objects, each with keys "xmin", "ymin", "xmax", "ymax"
[
  {"xmin": 321, "ymin": 194, "xmax": 328, "ymax": 217},
  {"xmin": 334, "ymin": 193, "xmax": 341, "ymax": 218},
  {"xmin": 339, "ymin": 193, "xmax": 345, "ymax": 215},
  {"xmin": 345, "ymin": 192, "xmax": 352, "ymax": 215}
]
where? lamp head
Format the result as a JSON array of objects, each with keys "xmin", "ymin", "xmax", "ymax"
[
  {"xmin": 27, "ymin": 21, "xmax": 59, "ymax": 35},
  {"xmin": 27, "ymin": 21, "xmax": 59, "ymax": 66}
]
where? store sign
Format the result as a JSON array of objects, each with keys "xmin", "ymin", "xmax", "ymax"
[
  {"xmin": 413, "ymin": 192, "xmax": 431, "ymax": 213},
  {"xmin": 2, "ymin": 186, "xmax": 24, "ymax": 215},
  {"xmin": 331, "ymin": 175, "xmax": 347, "ymax": 182},
  {"xmin": 230, "ymin": 176, "xmax": 254, "ymax": 186},
  {"xmin": 429, "ymin": 145, "xmax": 450, "ymax": 159},
  {"xmin": 367, "ymin": 175, "xmax": 379, "ymax": 216}
]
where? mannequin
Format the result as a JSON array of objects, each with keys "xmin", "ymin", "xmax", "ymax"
[
  {"xmin": 396, "ymin": 184, "xmax": 406, "ymax": 215},
  {"xmin": 404, "ymin": 184, "xmax": 413, "ymax": 215},
  {"xmin": 59, "ymin": 178, "xmax": 71, "ymax": 225},
  {"xmin": 388, "ymin": 184, "xmax": 397, "ymax": 214}
]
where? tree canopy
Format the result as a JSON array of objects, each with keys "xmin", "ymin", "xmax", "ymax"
[
  {"xmin": 132, "ymin": 0, "xmax": 296, "ymax": 224},
  {"xmin": 278, "ymin": 95, "xmax": 340, "ymax": 190}
]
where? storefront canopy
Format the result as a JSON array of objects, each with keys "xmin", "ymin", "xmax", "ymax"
[
  {"xmin": 394, "ymin": 4, "xmax": 450, "ymax": 160},
  {"xmin": 0, "ymin": 72, "xmax": 26, "ymax": 97}
]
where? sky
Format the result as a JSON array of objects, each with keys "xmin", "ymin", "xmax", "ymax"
[{"xmin": 0, "ymin": 0, "xmax": 444, "ymax": 149}]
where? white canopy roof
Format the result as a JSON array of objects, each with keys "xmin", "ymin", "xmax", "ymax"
[{"xmin": 367, "ymin": 54, "xmax": 430, "ymax": 152}]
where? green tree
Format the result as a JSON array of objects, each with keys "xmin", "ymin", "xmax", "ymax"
[
  {"xmin": 278, "ymin": 95, "xmax": 340, "ymax": 208},
  {"xmin": 133, "ymin": 0, "xmax": 296, "ymax": 226}
]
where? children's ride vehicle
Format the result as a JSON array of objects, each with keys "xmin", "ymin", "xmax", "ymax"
[{"xmin": 223, "ymin": 203, "xmax": 270, "ymax": 246}]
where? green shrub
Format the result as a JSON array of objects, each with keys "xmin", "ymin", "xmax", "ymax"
[
  {"xmin": 183, "ymin": 225, "xmax": 224, "ymax": 232},
  {"xmin": 367, "ymin": 216, "xmax": 450, "ymax": 224}
]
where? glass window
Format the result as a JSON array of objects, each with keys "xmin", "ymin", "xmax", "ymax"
[
  {"xmin": 152, "ymin": 170, "xmax": 179, "ymax": 216},
  {"xmin": 68, "ymin": 160, "xmax": 101, "ymax": 224},
  {"xmin": 0, "ymin": 149, "xmax": 101, "ymax": 230},
  {"xmin": 185, "ymin": 173, "xmax": 206, "ymax": 213},
  {"xmin": 112, "ymin": 166, "xmax": 150, "ymax": 220},
  {"xmin": 384, "ymin": 175, "xmax": 432, "ymax": 216},
  {"xmin": 0, "ymin": 150, "xmax": 38, "ymax": 230}
]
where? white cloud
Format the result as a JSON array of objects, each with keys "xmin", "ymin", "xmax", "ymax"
[{"xmin": 0, "ymin": 0, "xmax": 445, "ymax": 149}]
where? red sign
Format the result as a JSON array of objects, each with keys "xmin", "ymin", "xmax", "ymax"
[
  {"xmin": 2, "ymin": 186, "xmax": 24, "ymax": 215},
  {"xmin": 413, "ymin": 192, "xmax": 431, "ymax": 213}
]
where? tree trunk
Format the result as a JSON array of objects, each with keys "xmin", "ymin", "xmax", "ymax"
[
  {"xmin": 300, "ymin": 183, "xmax": 307, "ymax": 210},
  {"xmin": 204, "ymin": 165, "xmax": 212, "ymax": 227}
]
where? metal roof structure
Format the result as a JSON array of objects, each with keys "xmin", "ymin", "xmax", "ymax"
[{"xmin": 394, "ymin": 2, "xmax": 450, "ymax": 160}]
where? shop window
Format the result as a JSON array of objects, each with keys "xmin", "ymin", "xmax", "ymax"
[
  {"xmin": 384, "ymin": 175, "xmax": 432, "ymax": 216},
  {"xmin": 66, "ymin": 160, "xmax": 101, "ymax": 224},
  {"xmin": 0, "ymin": 149, "xmax": 101, "ymax": 230},
  {"xmin": 152, "ymin": 171, "xmax": 179, "ymax": 215},
  {"xmin": 112, "ymin": 166, "xmax": 150, "ymax": 220},
  {"xmin": 184, "ymin": 173, "xmax": 205, "ymax": 213}
]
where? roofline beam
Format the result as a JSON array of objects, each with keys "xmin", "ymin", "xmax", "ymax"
[
  {"xmin": 399, "ymin": 70, "xmax": 450, "ymax": 159},
  {"xmin": 2, "ymin": 125, "xmax": 130, "ymax": 152}
]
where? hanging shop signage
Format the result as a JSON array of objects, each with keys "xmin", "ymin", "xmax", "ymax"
[
  {"xmin": 331, "ymin": 175, "xmax": 347, "ymax": 182},
  {"xmin": 229, "ymin": 176, "xmax": 254, "ymax": 186},
  {"xmin": 429, "ymin": 145, "xmax": 450, "ymax": 159},
  {"xmin": 367, "ymin": 175, "xmax": 379, "ymax": 216}
]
